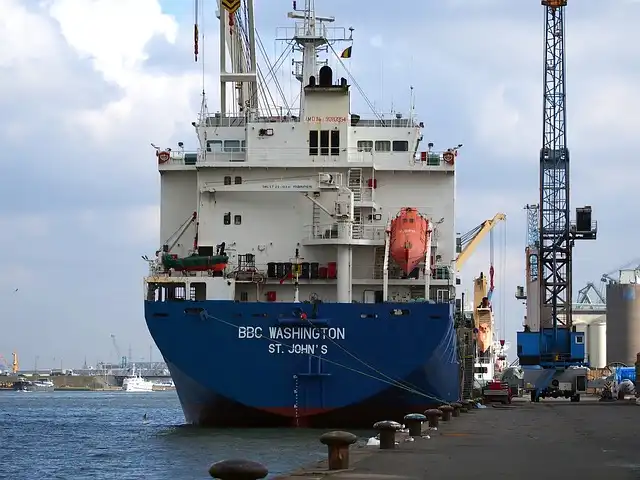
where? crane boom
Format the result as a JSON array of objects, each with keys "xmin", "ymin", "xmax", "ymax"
[{"xmin": 454, "ymin": 213, "xmax": 506, "ymax": 271}]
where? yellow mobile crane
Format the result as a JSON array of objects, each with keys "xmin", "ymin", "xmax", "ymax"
[{"xmin": 454, "ymin": 213, "xmax": 507, "ymax": 271}]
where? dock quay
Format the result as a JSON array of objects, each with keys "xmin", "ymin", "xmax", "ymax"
[{"xmin": 209, "ymin": 397, "xmax": 640, "ymax": 480}]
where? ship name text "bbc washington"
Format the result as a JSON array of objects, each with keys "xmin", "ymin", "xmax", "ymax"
[{"xmin": 237, "ymin": 326, "xmax": 346, "ymax": 340}]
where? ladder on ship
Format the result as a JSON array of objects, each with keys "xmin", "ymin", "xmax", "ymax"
[
  {"xmin": 312, "ymin": 201, "xmax": 321, "ymax": 238},
  {"xmin": 459, "ymin": 329, "xmax": 475, "ymax": 400},
  {"xmin": 374, "ymin": 246, "xmax": 400, "ymax": 280},
  {"xmin": 348, "ymin": 168, "xmax": 363, "ymax": 239}
]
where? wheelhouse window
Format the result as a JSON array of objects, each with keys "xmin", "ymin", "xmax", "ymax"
[
  {"xmin": 357, "ymin": 140, "xmax": 373, "ymax": 152},
  {"xmin": 234, "ymin": 176, "xmax": 242, "ymax": 184},
  {"xmin": 330, "ymin": 130, "xmax": 340, "ymax": 156},
  {"xmin": 309, "ymin": 130, "xmax": 318, "ymax": 155},
  {"xmin": 234, "ymin": 215, "xmax": 242, "ymax": 225},
  {"xmin": 320, "ymin": 130, "xmax": 330, "ymax": 156},
  {"xmin": 392, "ymin": 140, "xmax": 409, "ymax": 152},
  {"xmin": 224, "ymin": 140, "xmax": 242, "ymax": 152},
  {"xmin": 224, "ymin": 176, "xmax": 232, "ymax": 185},
  {"xmin": 206, "ymin": 140, "xmax": 223, "ymax": 152},
  {"xmin": 223, "ymin": 213, "xmax": 231, "ymax": 225},
  {"xmin": 375, "ymin": 140, "xmax": 391, "ymax": 152}
]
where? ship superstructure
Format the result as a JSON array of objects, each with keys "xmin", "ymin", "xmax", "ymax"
[{"xmin": 144, "ymin": 0, "xmax": 462, "ymax": 427}]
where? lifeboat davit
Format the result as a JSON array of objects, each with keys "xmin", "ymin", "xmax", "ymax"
[{"xmin": 389, "ymin": 207, "xmax": 431, "ymax": 274}]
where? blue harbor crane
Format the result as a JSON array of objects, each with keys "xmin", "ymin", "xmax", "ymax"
[{"xmin": 516, "ymin": 0, "xmax": 597, "ymax": 402}]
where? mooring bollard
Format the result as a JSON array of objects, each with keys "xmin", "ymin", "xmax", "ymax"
[
  {"xmin": 373, "ymin": 420, "xmax": 401, "ymax": 450},
  {"xmin": 424, "ymin": 409, "xmax": 442, "ymax": 429},
  {"xmin": 451, "ymin": 402, "xmax": 462, "ymax": 417},
  {"xmin": 460, "ymin": 400, "xmax": 471, "ymax": 412},
  {"xmin": 319, "ymin": 431, "xmax": 358, "ymax": 470},
  {"xmin": 208, "ymin": 459, "xmax": 268, "ymax": 480},
  {"xmin": 403, "ymin": 413, "xmax": 426, "ymax": 436},
  {"xmin": 438, "ymin": 404, "xmax": 454, "ymax": 422}
]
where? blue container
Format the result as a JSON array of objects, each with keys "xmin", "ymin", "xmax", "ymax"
[{"xmin": 615, "ymin": 367, "xmax": 636, "ymax": 383}]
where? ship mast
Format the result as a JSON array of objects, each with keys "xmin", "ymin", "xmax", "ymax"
[
  {"xmin": 218, "ymin": 0, "xmax": 258, "ymax": 117},
  {"xmin": 288, "ymin": 0, "xmax": 334, "ymax": 117}
]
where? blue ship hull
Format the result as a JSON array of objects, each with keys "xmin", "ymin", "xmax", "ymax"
[{"xmin": 145, "ymin": 300, "xmax": 460, "ymax": 428}]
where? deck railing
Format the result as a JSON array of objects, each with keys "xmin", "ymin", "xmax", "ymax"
[{"xmin": 156, "ymin": 147, "xmax": 455, "ymax": 168}]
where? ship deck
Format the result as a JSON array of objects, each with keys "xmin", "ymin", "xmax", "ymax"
[{"xmin": 276, "ymin": 396, "xmax": 640, "ymax": 479}]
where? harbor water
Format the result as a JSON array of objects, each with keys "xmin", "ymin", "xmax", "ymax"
[{"xmin": 0, "ymin": 391, "xmax": 327, "ymax": 479}]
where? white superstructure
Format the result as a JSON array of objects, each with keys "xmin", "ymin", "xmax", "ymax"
[{"xmin": 145, "ymin": 0, "xmax": 460, "ymax": 305}]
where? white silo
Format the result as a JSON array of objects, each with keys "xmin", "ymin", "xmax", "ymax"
[{"xmin": 587, "ymin": 322, "xmax": 606, "ymax": 368}]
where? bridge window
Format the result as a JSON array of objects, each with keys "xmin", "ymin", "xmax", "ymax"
[
  {"xmin": 234, "ymin": 176, "xmax": 242, "ymax": 184},
  {"xmin": 357, "ymin": 140, "xmax": 373, "ymax": 152},
  {"xmin": 234, "ymin": 214, "xmax": 242, "ymax": 225},
  {"xmin": 309, "ymin": 130, "xmax": 318, "ymax": 155},
  {"xmin": 392, "ymin": 140, "xmax": 409, "ymax": 152},
  {"xmin": 330, "ymin": 130, "xmax": 340, "ymax": 156},
  {"xmin": 320, "ymin": 130, "xmax": 330, "ymax": 156},
  {"xmin": 224, "ymin": 140, "xmax": 242, "ymax": 152},
  {"xmin": 375, "ymin": 140, "xmax": 390, "ymax": 152},
  {"xmin": 223, "ymin": 212, "xmax": 231, "ymax": 225},
  {"xmin": 206, "ymin": 140, "xmax": 223, "ymax": 152},
  {"xmin": 224, "ymin": 176, "xmax": 232, "ymax": 185}
]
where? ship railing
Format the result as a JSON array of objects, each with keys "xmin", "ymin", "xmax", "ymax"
[
  {"xmin": 197, "ymin": 147, "xmax": 374, "ymax": 165},
  {"xmin": 157, "ymin": 148, "xmax": 455, "ymax": 169},
  {"xmin": 408, "ymin": 151, "xmax": 457, "ymax": 168},
  {"xmin": 203, "ymin": 113, "xmax": 302, "ymax": 127},
  {"xmin": 352, "ymin": 264, "xmax": 454, "ymax": 281},
  {"xmin": 305, "ymin": 223, "xmax": 386, "ymax": 241}
]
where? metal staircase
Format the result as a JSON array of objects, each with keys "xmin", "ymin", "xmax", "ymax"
[
  {"xmin": 312, "ymin": 201, "xmax": 321, "ymax": 238},
  {"xmin": 347, "ymin": 168, "xmax": 362, "ymax": 201},
  {"xmin": 348, "ymin": 169, "xmax": 363, "ymax": 239},
  {"xmin": 373, "ymin": 246, "xmax": 385, "ymax": 279}
]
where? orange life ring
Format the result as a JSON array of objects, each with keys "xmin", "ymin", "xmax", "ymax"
[
  {"xmin": 443, "ymin": 151, "xmax": 455, "ymax": 165},
  {"xmin": 157, "ymin": 151, "xmax": 171, "ymax": 163}
]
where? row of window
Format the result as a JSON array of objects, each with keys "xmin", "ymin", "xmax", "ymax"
[
  {"xmin": 205, "ymin": 138, "xmax": 410, "ymax": 156},
  {"xmin": 357, "ymin": 140, "xmax": 409, "ymax": 152},
  {"xmin": 223, "ymin": 176, "xmax": 242, "ymax": 185},
  {"xmin": 207, "ymin": 139, "xmax": 246, "ymax": 153},
  {"xmin": 223, "ymin": 213, "xmax": 242, "ymax": 225}
]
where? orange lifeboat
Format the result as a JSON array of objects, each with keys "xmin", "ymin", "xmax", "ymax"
[{"xmin": 389, "ymin": 207, "xmax": 431, "ymax": 274}]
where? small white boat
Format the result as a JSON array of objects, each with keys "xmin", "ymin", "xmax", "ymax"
[{"xmin": 122, "ymin": 366, "xmax": 154, "ymax": 392}]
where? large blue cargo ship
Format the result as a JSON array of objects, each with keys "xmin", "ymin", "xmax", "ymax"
[
  {"xmin": 146, "ymin": 298, "xmax": 458, "ymax": 427},
  {"xmin": 144, "ymin": 0, "xmax": 463, "ymax": 427}
]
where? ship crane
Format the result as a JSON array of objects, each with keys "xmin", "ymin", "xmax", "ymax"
[
  {"xmin": 454, "ymin": 213, "xmax": 506, "ymax": 272},
  {"xmin": 516, "ymin": 0, "xmax": 597, "ymax": 403}
]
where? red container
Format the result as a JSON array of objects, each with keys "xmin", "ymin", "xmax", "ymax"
[
  {"xmin": 327, "ymin": 262, "xmax": 337, "ymax": 279},
  {"xmin": 266, "ymin": 291, "xmax": 276, "ymax": 302},
  {"xmin": 318, "ymin": 267, "xmax": 328, "ymax": 279}
]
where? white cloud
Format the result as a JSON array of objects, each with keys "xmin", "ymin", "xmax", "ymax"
[{"xmin": 48, "ymin": 0, "xmax": 178, "ymax": 85}]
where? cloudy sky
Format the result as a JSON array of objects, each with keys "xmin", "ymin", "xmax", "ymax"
[{"xmin": 0, "ymin": 0, "xmax": 638, "ymax": 370}]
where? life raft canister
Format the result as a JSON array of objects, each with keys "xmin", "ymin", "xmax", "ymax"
[
  {"xmin": 443, "ymin": 151, "xmax": 455, "ymax": 165},
  {"xmin": 157, "ymin": 150, "xmax": 171, "ymax": 163}
]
